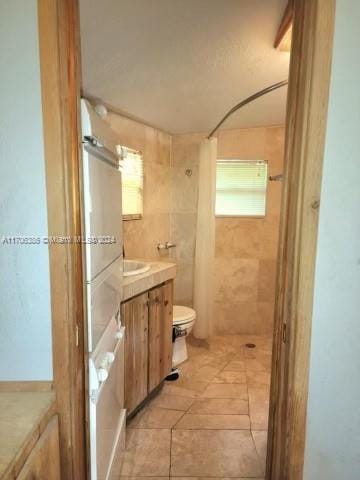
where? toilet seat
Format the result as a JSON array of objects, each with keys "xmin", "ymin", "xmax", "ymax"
[{"xmin": 173, "ymin": 305, "xmax": 196, "ymax": 326}]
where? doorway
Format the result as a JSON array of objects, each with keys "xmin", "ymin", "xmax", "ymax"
[{"xmin": 39, "ymin": 0, "xmax": 336, "ymax": 478}]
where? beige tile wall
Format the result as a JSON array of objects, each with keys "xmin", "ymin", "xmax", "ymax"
[
  {"xmin": 105, "ymin": 114, "xmax": 284, "ymax": 334},
  {"xmin": 170, "ymin": 133, "xmax": 204, "ymax": 306},
  {"xmin": 106, "ymin": 113, "xmax": 172, "ymax": 260},
  {"xmin": 171, "ymin": 126, "xmax": 285, "ymax": 335}
]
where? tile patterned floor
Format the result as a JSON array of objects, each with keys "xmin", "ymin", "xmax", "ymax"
[{"xmin": 111, "ymin": 334, "xmax": 272, "ymax": 480}]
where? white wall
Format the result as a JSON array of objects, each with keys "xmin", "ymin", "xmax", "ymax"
[
  {"xmin": 0, "ymin": 0, "xmax": 52, "ymax": 380},
  {"xmin": 303, "ymin": 1, "xmax": 360, "ymax": 478}
]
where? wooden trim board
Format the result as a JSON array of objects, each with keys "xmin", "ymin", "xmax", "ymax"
[
  {"xmin": 267, "ymin": 0, "xmax": 336, "ymax": 478},
  {"xmin": 38, "ymin": 0, "xmax": 86, "ymax": 479},
  {"xmin": 0, "ymin": 382, "xmax": 53, "ymax": 392},
  {"xmin": 274, "ymin": 0, "xmax": 294, "ymax": 49}
]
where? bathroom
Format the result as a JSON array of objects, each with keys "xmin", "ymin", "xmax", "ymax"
[
  {"xmin": 88, "ymin": 113, "xmax": 285, "ymax": 480},
  {"xmin": 79, "ymin": 0, "xmax": 288, "ymax": 478},
  {"xmin": 1, "ymin": 0, "xmax": 289, "ymax": 479},
  {"xmin": 2, "ymin": 1, "xmax": 360, "ymax": 479}
]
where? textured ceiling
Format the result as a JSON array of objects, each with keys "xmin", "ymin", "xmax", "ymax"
[{"xmin": 80, "ymin": 0, "xmax": 290, "ymax": 134}]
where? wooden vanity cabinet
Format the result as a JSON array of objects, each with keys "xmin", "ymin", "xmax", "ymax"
[
  {"xmin": 148, "ymin": 281, "xmax": 173, "ymax": 392},
  {"xmin": 121, "ymin": 292, "xmax": 149, "ymax": 414},
  {"xmin": 121, "ymin": 280, "xmax": 173, "ymax": 415}
]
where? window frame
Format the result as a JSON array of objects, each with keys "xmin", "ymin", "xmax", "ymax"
[
  {"xmin": 120, "ymin": 146, "xmax": 144, "ymax": 221},
  {"xmin": 215, "ymin": 159, "xmax": 269, "ymax": 219}
]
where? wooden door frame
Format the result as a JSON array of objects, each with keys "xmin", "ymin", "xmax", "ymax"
[
  {"xmin": 37, "ymin": 0, "xmax": 336, "ymax": 478},
  {"xmin": 267, "ymin": 0, "xmax": 336, "ymax": 478},
  {"xmin": 38, "ymin": 0, "xmax": 86, "ymax": 479}
]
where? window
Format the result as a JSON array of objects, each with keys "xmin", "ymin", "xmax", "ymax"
[
  {"xmin": 119, "ymin": 146, "xmax": 144, "ymax": 219},
  {"xmin": 215, "ymin": 160, "xmax": 268, "ymax": 217}
]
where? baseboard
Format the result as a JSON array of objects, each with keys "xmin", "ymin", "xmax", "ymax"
[{"xmin": 0, "ymin": 381, "xmax": 53, "ymax": 392}]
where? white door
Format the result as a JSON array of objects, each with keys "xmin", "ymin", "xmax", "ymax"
[{"xmin": 82, "ymin": 142, "xmax": 123, "ymax": 282}]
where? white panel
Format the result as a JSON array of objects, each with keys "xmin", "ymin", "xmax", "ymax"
[
  {"xmin": 0, "ymin": 0, "xmax": 52, "ymax": 380},
  {"xmin": 88, "ymin": 257, "xmax": 123, "ymax": 351},
  {"xmin": 96, "ymin": 343, "xmax": 125, "ymax": 480},
  {"xmin": 83, "ymin": 149, "xmax": 123, "ymax": 281},
  {"xmin": 89, "ymin": 321, "xmax": 126, "ymax": 480}
]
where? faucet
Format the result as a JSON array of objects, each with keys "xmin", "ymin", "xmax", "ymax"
[{"xmin": 157, "ymin": 241, "xmax": 176, "ymax": 251}]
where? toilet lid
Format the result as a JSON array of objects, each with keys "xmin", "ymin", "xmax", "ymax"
[{"xmin": 173, "ymin": 305, "xmax": 196, "ymax": 325}]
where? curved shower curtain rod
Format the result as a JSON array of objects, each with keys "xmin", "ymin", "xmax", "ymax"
[{"xmin": 207, "ymin": 79, "xmax": 288, "ymax": 139}]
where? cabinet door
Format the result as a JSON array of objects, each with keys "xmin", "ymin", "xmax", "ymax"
[
  {"xmin": 148, "ymin": 281, "xmax": 173, "ymax": 392},
  {"xmin": 121, "ymin": 293, "xmax": 149, "ymax": 414},
  {"xmin": 17, "ymin": 416, "xmax": 61, "ymax": 480},
  {"xmin": 162, "ymin": 280, "xmax": 174, "ymax": 379}
]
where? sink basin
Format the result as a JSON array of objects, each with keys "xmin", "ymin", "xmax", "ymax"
[{"xmin": 123, "ymin": 259, "xmax": 151, "ymax": 277}]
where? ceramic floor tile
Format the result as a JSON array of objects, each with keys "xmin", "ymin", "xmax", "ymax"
[
  {"xmin": 201, "ymin": 383, "xmax": 248, "ymax": 399},
  {"xmin": 117, "ymin": 336, "xmax": 271, "ymax": 478},
  {"xmin": 209, "ymin": 348, "xmax": 240, "ymax": 359},
  {"xmin": 222, "ymin": 360, "xmax": 246, "ymax": 372},
  {"xmin": 114, "ymin": 477, "xmax": 169, "ymax": 480},
  {"xmin": 179, "ymin": 364, "xmax": 222, "ymax": 383},
  {"xmin": 242, "ymin": 336, "xmax": 271, "ymax": 350},
  {"xmin": 252, "ymin": 430, "xmax": 268, "ymax": 474},
  {"xmin": 249, "ymin": 402, "xmax": 269, "ymax": 430},
  {"xmin": 174, "ymin": 413, "xmax": 250, "ymax": 430},
  {"xmin": 187, "ymin": 397, "xmax": 249, "ymax": 415},
  {"xmin": 118, "ymin": 429, "xmax": 171, "ymax": 476},
  {"xmin": 245, "ymin": 356, "xmax": 272, "ymax": 371},
  {"xmin": 248, "ymin": 385, "xmax": 270, "ymax": 403},
  {"xmin": 128, "ymin": 407, "xmax": 184, "ymax": 429},
  {"xmin": 211, "ymin": 370, "xmax": 247, "ymax": 384},
  {"xmin": 171, "ymin": 430, "xmax": 263, "ymax": 477},
  {"xmin": 246, "ymin": 369, "xmax": 271, "ymax": 386},
  {"xmin": 181, "ymin": 354, "xmax": 215, "ymax": 370},
  {"xmin": 162, "ymin": 382, "xmax": 208, "ymax": 398},
  {"xmin": 229, "ymin": 350, "xmax": 246, "ymax": 361},
  {"xmin": 245, "ymin": 348, "xmax": 271, "ymax": 360},
  {"xmin": 169, "ymin": 478, "xmax": 263, "ymax": 480},
  {"xmin": 244, "ymin": 350, "xmax": 257, "ymax": 360},
  {"xmin": 206, "ymin": 356, "xmax": 235, "ymax": 368},
  {"xmin": 148, "ymin": 393, "xmax": 194, "ymax": 412}
]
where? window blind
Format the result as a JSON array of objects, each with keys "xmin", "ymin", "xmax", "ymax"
[
  {"xmin": 120, "ymin": 148, "xmax": 144, "ymax": 218},
  {"xmin": 215, "ymin": 160, "xmax": 268, "ymax": 217}
]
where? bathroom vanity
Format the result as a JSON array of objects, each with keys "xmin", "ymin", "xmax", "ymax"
[{"xmin": 121, "ymin": 261, "xmax": 176, "ymax": 415}]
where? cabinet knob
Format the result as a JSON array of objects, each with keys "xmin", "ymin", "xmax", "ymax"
[
  {"xmin": 97, "ymin": 368, "xmax": 108, "ymax": 383},
  {"xmin": 164, "ymin": 300, "xmax": 169, "ymax": 306},
  {"xmin": 115, "ymin": 330, "xmax": 124, "ymax": 340},
  {"xmin": 105, "ymin": 352, "xmax": 115, "ymax": 363}
]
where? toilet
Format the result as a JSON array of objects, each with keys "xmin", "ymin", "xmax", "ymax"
[{"xmin": 172, "ymin": 305, "xmax": 196, "ymax": 366}]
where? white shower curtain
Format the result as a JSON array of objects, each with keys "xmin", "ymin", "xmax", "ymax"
[{"xmin": 193, "ymin": 137, "xmax": 217, "ymax": 339}]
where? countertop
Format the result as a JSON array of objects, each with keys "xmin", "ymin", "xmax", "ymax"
[
  {"xmin": 0, "ymin": 389, "xmax": 56, "ymax": 479},
  {"xmin": 122, "ymin": 260, "xmax": 176, "ymax": 302}
]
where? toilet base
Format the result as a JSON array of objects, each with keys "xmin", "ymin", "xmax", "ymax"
[{"xmin": 172, "ymin": 336, "xmax": 188, "ymax": 367}]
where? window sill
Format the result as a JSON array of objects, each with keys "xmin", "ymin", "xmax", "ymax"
[
  {"xmin": 123, "ymin": 214, "xmax": 143, "ymax": 221},
  {"xmin": 215, "ymin": 214, "xmax": 266, "ymax": 219}
]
